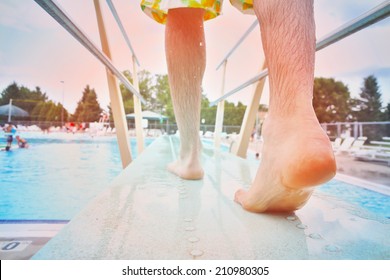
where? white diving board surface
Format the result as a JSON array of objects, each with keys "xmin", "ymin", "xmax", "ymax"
[{"xmin": 33, "ymin": 136, "xmax": 389, "ymax": 259}]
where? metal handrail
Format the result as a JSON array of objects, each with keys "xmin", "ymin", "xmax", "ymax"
[
  {"xmin": 34, "ymin": 0, "xmax": 146, "ymax": 104},
  {"xmin": 210, "ymin": 1, "xmax": 390, "ymax": 106},
  {"xmin": 215, "ymin": 20, "xmax": 258, "ymax": 70},
  {"xmin": 106, "ymin": 0, "xmax": 140, "ymax": 66}
]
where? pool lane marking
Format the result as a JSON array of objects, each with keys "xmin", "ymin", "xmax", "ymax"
[{"xmin": 0, "ymin": 240, "xmax": 32, "ymax": 252}]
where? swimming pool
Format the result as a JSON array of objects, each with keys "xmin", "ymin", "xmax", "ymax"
[
  {"xmin": 0, "ymin": 133, "xmax": 153, "ymax": 220},
  {"xmin": 0, "ymin": 133, "xmax": 389, "ymax": 220}
]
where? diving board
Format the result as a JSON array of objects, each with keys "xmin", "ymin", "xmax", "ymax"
[{"xmin": 33, "ymin": 136, "xmax": 389, "ymax": 259}]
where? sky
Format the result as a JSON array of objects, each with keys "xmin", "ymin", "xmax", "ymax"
[{"xmin": 0, "ymin": 0, "xmax": 389, "ymax": 113}]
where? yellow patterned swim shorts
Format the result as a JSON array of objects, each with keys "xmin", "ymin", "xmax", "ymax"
[{"xmin": 140, "ymin": 0, "xmax": 254, "ymax": 24}]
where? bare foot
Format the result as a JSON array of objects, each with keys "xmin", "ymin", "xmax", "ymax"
[
  {"xmin": 167, "ymin": 139, "xmax": 204, "ymax": 180},
  {"xmin": 167, "ymin": 158, "xmax": 204, "ymax": 180},
  {"xmin": 235, "ymin": 112, "xmax": 336, "ymax": 212}
]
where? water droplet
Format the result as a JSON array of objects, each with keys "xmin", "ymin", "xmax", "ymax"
[
  {"xmin": 286, "ymin": 216, "xmax": 297, "ymax": 221},
  {"xmin": 325, "ymin": 244, "xmax": 342, "ymax": 253},
  {"xmin": 190, "ymin": 249, "xmax": 203, "ymax": 257},
  {"xmin": 308, "ymin": 233, "xmax": 322, "ymax": 240},
  {"xmin": 188, "ymin": 237, "xmax": 199, "ymax": 243},
  {"xmin": 184, "ymin": 218, "xmax": 193, "ymax": 222},
  {"xmin": 185, "ymin": 226, "xmax": 196, "ymax": 231},
  {"xmin": 296, "ymin": 223, "xmax": 308, "ymax": 229}
]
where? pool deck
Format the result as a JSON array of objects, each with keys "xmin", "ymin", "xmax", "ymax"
[
  {"xmin": 25, "ymin": 135, "xmax": 389, "ymax": 260},
  {"xmin": 0, "ymin": 135, "xmax": 390, "ymax": 260},
  {"xmin": 0, "ymin": 220, "xmax": 67, "ymax": 260}
]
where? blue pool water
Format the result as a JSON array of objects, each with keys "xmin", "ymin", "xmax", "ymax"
[
  {"xmin": 0, "ymin": 133, "xmax": 154, "ymax": 220},
  {"xmin": 319, "ymin": 180, "xmax": 390, "ymax": 218},
  {"xmin": 0, "ymin": 133, "xmax": 389, "ymax": 220}
]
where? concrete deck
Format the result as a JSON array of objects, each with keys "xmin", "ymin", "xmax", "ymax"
[
  {"xmin": 0, "ymin": 221, "xmax": 67, "ymax": 260},
  {"xmin": 30, "ymin": 136, "xmax": 389, "ymax": 260}
]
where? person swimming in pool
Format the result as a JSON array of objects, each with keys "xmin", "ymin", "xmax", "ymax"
[
  {"xmin": 15, "ymin": 135, "xmax": 29, "ymax": 149},
  {"xmin": 140, "ymin": 0, "xmax": 336, "ymax": 213},
  {"xmin": 3, "ymin": 123, "xmax": 16, "ymax": 151}
]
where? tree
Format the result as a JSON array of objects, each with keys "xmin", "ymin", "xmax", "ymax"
[
  {"xmin": 72, "ymin": 85, "xmax": 102, "ymax": 122},
  {"xmin": 155, "ymin": 74, "xmax": 175, "ymax": 122},
  {"xmin": 0, "ymin": 82, "xmax": 69, "ymax": 124},
  {"xmin": 258, "ymin": 104, "xmax": 268, "ymax": 112},
  {"xmin": 119, "ymin": 71, "xmax": 135, "ymax": 115},
  {"xmin": 224, "ymin": 101, "xmax": 246, "ymax": 126},
  {"xmin": 0, "ymin": 82, "xmax": 48, "ymax": 114},
  {"xmin": 384, "ymin": 103, "xmax": 390, "ymax": 137},
  {"xmin": 313, "ymin": 77, "xmax": 354, "ymax": 123},
  {"xmin": 138, "ymin": 70, "xmax": 156, "ymax": 111},
  {"xmin": 200, "ymin": 94, "xmax": 216, "ymax": 125},
  {"xmin": 384, "ymin": 103, "xmax": 390, "ymax": 121},
  {"xmin": 354, "ymin": 75, "xmax": 383, "ymax": 121},
  {"xmin": 353, "ymin": 75, "xmax": 385, "ymax": 140},
  {"xmin": 30, "ymin": 101, "xmax": 67, "ymax": 122},
  {"xmin": 119, "ymin": 70, "xmax": 155, "ymax": 114}
]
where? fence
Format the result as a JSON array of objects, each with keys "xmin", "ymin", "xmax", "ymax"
[
  {"xmin": 321, "ymin": 121, "xmax": 390, "ymax": 141},
  {"xmin": 0, "ymin": 120, "xmax": 243, "ymax": 136}
]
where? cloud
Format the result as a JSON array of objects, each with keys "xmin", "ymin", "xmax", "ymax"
[
  {"xmin": 314, "ymin": 0, "xmax": 389, "ymax": 38},
  {"xmin": 0, "ymin": 0, "xmax": 62, "ymax": 32}
]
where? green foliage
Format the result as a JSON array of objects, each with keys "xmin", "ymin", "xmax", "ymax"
[
  {"xmin": 353, "ymin": 75, "xmax": 385, "ymax": 140},
  {"xmin": 384, "ymin": 103, "xmax": 390, "ymax": 121},
  {"xmin": 0, "ymin": 82, "xmax": 68, "ymax": 122},
  {"xmin": 119, "ymin": 70, "xmax": 135, "ymax": 115},
  {"xmin": 258, "ymin": 104, "xmax": 268, "ymax": 112},
  {"xmin": 200, "ymin": 98, "xmax": 246, "ymax": 126},
  {"xmin": 313, "ymin": 77, "xmax": 354, "ymax": 123},
  {"xmin": 72, "ymin": 85, "xmax": 102, "ymax": 122},
  {"xmin": 223, "ymin": 101, "xmax": 246, "ymax": 126},
  {"xmin": 138, "ymin": 70, "xmax": 156, "ymax": 111},
  {"xmin": 154, "ymin": 74, "xmax": 175, "ymax": 122},
  {"xmin": 116, "ymin": 70, "xmax": 249, "ymax": 126},
  {"xmin": 30, "ymin": 101, "xmax": 67, "ymax": 122},
  {"xmin": 354, "ymin": 75, "xmax": 384, "ymax": 121},
  {"xmin": 384, "ymin": 103, "xmax": 390, "ymax": 137},
  {"xmin": 0, "ymin": 82, "xmax": 48, "ymax": 114},
  {"xmin": 119, "ymin": 70, "xmax": 156, "ymax": 114},
  {"xmin": 200, "ymin": 95, "xmax": 216, "ymax": 125}
]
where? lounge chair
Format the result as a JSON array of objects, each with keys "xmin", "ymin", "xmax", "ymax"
[
  {"xmin": 335, "ymin": 137, "xmax": 355, "ymax": 155},
  {"xmin": 354, "ymin": 148, "xmax": 390, "ymax": 166},
  {"xmin": 354, "ymin": 138, "xmax": 390, "ymax": 165},
  {"xmin": 332, "ymin": 137, "xmax": 342, "ymax": 151},
  {"xmin": 348, "ymin": 137, "xmax": 367, "ymax": 155}
]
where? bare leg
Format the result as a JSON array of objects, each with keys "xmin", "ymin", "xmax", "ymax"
[
  {"xmin": 165, "ymin": 8, "xmax": 205, "ymax": 180},
  {"xmin": 235, "ymin": 0, "xmax": 336, "ymax": 212}
]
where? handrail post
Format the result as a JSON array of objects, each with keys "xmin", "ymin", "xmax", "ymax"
[
  {"xmin": 105, "ymin": 0, "xmax": 143, "ymax": 153},
  {"xmin": 214, "ymin": 60, "xmax": 227, "ymax": 149},
  {"xmin": 8, "ymin": 99, "xmax": 12, "ymax": 122},
  {"xmin": 231, "ymin": 60, "xmax": 267, "ymax": 158},
  {"xmin": 131, "ymin": 54, "xmax": 145, "ymax": 154},
  {"xmin": 94, "ymin": 0, "xmax": 132, "ymax": 168}
]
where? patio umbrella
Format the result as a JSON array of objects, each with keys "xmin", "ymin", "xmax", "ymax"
[
  {"xmin": 0, "ymin": 104, "xmax": 29, "ymax": 121},
  {"xmin": 126, "ymin": 110, "xmax": 168, "ymax": 121}
]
